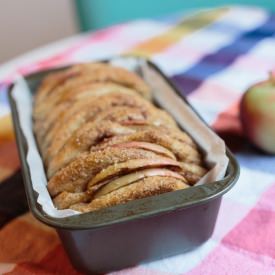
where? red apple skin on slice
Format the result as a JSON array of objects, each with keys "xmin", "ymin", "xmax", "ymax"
[
  {"xmin": 47, "ymin": 148, "xmax": 177, "ymax": 197},
  {"xmin": 70, "ymin": 176, "xmax": 189, "ymax": 213},
  {"xmin": 87, "ymin": 158, "xmax": 181, "ymax": 191},
  {"xmin": 94, "ymin": 168, "xmax": 186, "ymax": 198}
]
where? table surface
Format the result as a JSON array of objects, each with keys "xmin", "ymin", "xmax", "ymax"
[{"xmin": 0, "ymin": 5, "xmax": 275, "ymax": 275}]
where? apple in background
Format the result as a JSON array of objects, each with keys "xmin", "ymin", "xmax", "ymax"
[{"xmin": 240, "ymin": 72, "xmax": 275, "ymax": 154}]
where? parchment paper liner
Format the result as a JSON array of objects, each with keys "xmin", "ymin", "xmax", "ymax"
[{"xmin": 11, "ymin": 57, "xmax": 228, "ymax": 218}]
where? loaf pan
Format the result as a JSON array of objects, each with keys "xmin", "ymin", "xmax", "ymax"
[{"xmin": 8, "ymin": 57, "xmax": 239, "ymax": 274}]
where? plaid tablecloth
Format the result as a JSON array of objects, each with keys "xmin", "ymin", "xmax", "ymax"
[{"xmin": 1, "ymin": 5, "xmax": 275, "ymax": 274}]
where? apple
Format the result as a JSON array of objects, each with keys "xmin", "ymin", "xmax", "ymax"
[{"xmin": 240, "ymin": 72, "xmax": 275, "ymax": 154}]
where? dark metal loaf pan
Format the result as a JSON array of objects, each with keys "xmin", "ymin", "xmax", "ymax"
[{"xmin": 9, "ymin": 57, "xmax": 239, "ymax": 274}]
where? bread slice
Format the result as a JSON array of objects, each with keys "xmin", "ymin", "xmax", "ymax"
[
  {"xmin": 46, "ymin": 107, "xmax": 178, "ymax": 176},
  {"xmin": 34, "ymin": 62, "xmax": 151, "ymax": 119},
  {"xmin": 40, "ymin": 90, "xmax": 154, "ymax": 157},
  {"xmin": 47, "ymin": 148, "xmax": 180, "ymax": 196},
  {"xmin": 70, "ymin": 176, "xmax": 188, "ymax": 212}
]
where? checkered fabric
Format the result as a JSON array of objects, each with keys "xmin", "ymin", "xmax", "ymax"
[{"xmin": 0, "ymin": 6, "xmax": 275, "ymax": 274}]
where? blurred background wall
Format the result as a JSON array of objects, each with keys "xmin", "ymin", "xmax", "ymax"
[
  {"xmin": 75, "ymin": 0, "xmax": 274, "ymax": 31},
  {"xmin": 0, "ymin": 0, "xmax": 77, "ymax": 63},
  {"xmin": 0, "ymin": 0, "xmax": 274, "ymax": 63}
]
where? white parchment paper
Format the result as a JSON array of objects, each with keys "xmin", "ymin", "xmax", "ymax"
[
  {"xmin": 11, "ymin": 57, "xmax": 228, "ymax": 218},
  {"xmin": 12, "ymin": 77, "xmax": 78, "ymax": 217}
]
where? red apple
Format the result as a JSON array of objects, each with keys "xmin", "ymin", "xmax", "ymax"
[{"xmin": 240, "ymin": 72, "xmax": 275, "ymax": 154}]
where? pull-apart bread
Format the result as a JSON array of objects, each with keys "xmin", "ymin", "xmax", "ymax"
[{"xmin": 33, "ymin": 62, "xmax": 208, "ymax": 213}]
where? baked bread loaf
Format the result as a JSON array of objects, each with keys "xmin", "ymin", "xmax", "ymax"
[{"xmin": 33, "ymin": 62, "xmax": 207, "ymax": 213}]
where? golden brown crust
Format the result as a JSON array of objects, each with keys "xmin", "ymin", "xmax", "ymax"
[
  {"xmin": 179, "ymin": 162, "xmax": 207, "ymax": 185},
  {"xmin": 53, "ymin": 191, "xmax": 91, "ymax": 209},
  {"xmin": 35, "ymin": 82, "xmax": 146, "ymax": 134},
  {"xmin": 128, "ymin": 124, "xmax": 196, "ymax": 147},
  {"xmin": 34, "ymin": 102, "xmax": 71, "ymax": 149},
  {"xmin": 46, "ymin": 107, "xmax": 178, "ymax": 176},
  {"xmin": 110, "ymin": 142, "xmax": 176, "ymax": 160},
  {"xmin": 90, "ymin": 129, "xmax": 202, "ymax": 163},
  {"xmin": 46, "ymin": 122, "xmax": 135, "ymax": 177},
  {"xmin": 34, "ymin": 63, "xmax": 110, "ymax": 115},
  {"xmin": 47, "ymin": 148, "xmax": 176, "ymax": 196},
  {"xmin": 70, "ymin": 176, "xmax": 188, "ymax": 212},
  {"xmin": 35, "ymin": 63, "xmax": 111, "ymax": 105},
  {"xmin": 34, "ymin": 65, "xmax": 82, "ymax": 106},
  {"xmin": 40, "ymin": 90, "xmax": 154, "ymax": 157},
  {"xmin": 34, "ymin": 63, "xmax": 151, "ymax": 119},
  {"xmin": 35, "ymin": 84, "xmax": 144, "ymax": 144}
]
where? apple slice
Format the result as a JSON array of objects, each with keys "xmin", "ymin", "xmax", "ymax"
[
  {"xmin": 94, "ymin": 168, "xmax": 186, "ymax": 198},
  {"xmin": 48, "ymin": 148, "xmax": 170, "ymax": 197},
  {"xmin": 111, "ymin": 142, "xmax": 176, "ymax": 160},
  {"xmin": 88, "ymin": 158, "xmax": 181, "ymax": 190},
  {"xmin": 71, "ymin": 176, "xmax": 189, "ymax": 212},
  {"xmin": 46, "ymin": 121, "xmax": 136, "ymax": 178},
  {"xmin": 91, "ymin": 128, "xmax": 202, "ymax": 164}
]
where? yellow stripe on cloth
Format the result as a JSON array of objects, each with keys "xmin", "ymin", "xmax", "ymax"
[
  {"xmin": 0, "ymin": 115, "xmax": 18, "ymax": 182},
  {"xmin": 0, "ymin": 115, "xmax": 14, "ymax": 142},
  {"xmin": 127, "ymin": 7, "xmax": 229, "ymax": 58}
]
